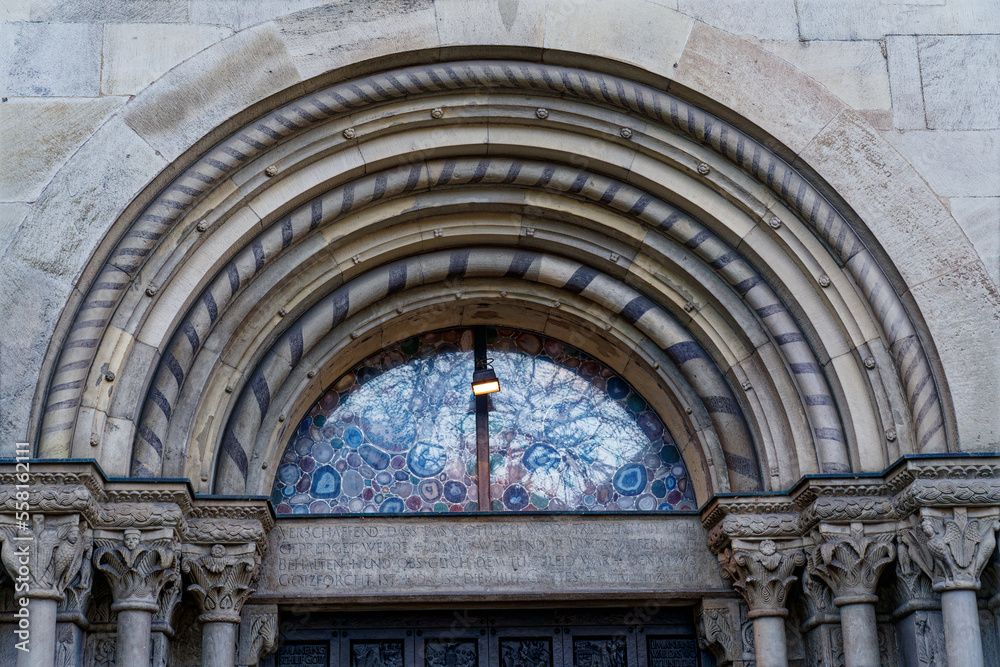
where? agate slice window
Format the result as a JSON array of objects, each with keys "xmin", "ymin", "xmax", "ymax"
[{"xmin": 271, "ymin": 327, "xmax": 696, "ymax": 514}]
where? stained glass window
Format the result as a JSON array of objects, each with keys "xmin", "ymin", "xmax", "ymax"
[{"xmin": 271, "ymin": 327, "xmax": 696, "ymax": 514}]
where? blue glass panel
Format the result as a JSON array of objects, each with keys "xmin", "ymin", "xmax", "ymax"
[{"xmin": 270, "ymin": 327, "xmax": 695, "ymax": 514}]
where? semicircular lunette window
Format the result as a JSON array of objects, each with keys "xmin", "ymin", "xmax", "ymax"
[{"xmin": 271, "ymin": 328, "xmax": 696, "ymax": 514}]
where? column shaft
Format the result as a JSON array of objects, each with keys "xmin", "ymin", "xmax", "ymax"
[
  {"xmin": 118, "ymin": 609, "xmax": 153, "ymax": 666},
  {"xmin": 838, "ymin": 603, "xmax": 879, "ymax": 667},
  {"xmin": 942, "ymin": 589, "xmax": 984, "ymax": 667},
  {"xmin": 751, "ymin": 616, "xmax": 787, "ymax": 667},
  {"xmin": 15, "ymin": 598, "xmax": 56, "ymax": 667},
  {"xmin": 203, "ymin": 621, "xmax": 237, "ymax": 667}
]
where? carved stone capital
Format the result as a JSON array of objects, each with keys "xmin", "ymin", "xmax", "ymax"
[
  {"xmin": 718, "ymin": 539, "xmax": 805, "ymax": 618},
  {"xmin": 892, "ymin": 529, "xmax": 939, "ymax": 616},
  {"xmin": 0, "ymin": 514, "xmax": 92, "ymax": 602},
  {"xmin": 237, "ymin": 603, "xmax": 279, "ymax": 667},
  {"xmin": 696, "ymin": 600, "xmax": 740, "ymax": 665},
  {"xmin": 902, "ymin": 507, "xmax": 1000, "ymax": 592},
  {"xmin": 182, "ymin": 543, "xmax": 260, "ymax": 623},
  {"xmin": 799, "ymin": 548, "xmax": 838, "ymax": 629},
  {"xmin": 93, "ymin": 527, "xmax": 178, "ymax": 612},
  {"xmin": 808, "ymin": 523, "xmax": 896, "ymax": 606}
]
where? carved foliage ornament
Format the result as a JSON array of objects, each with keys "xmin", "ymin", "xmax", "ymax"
[
  {"xmin": 697, "ymin": 607, "xmax": 738, "ymax": 663},
  {"xmin": 719, "ymin": 540, "xmax": 805, "ymax": 617},
  {"xmin": 901, "ymin": 508, "xmax": 1000, "ymax": 592},
  {"xmin": 93, "ymin": 529, "xmax": 178, "ymax": 612},
  {"xmin": 808, "ymin": 525, "xmax": 895, "ymax": 605},
  {"xmin": 183, "ymin": 544, "xmax": 261, "ymax": 623}
]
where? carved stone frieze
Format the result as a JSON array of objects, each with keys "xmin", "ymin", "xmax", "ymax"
[
  {"xmin": 93, "ymin": 528, "xmax": 178, "ymax": 612},
  {"xmin": 184, "ymin": 518, "xmax": 268, "ymax": 550},
  {"xmin": 901, "ymin": 507, "xmax": 1000, "ymax": 592},
  {"xmin": 237, "ymin": 603, "xmax": 279, "ymax": 667},
  {"xmin": 718, "ymin": 539, "xmax": 806, "ymax": 618},
  {"xmin": 96, "ymin": 502, "xmax": 184, "ymax": 528},
  {"xmin": 808, "ymin": 523, "xmax": 895, "ymax": 606},
  {"xmin": 182, "ymin": 544, "xmax": 260, "ymax": 623},
  {"xmin": 0, "ymin": 514, "xmax": 92, "ymax": 602}
]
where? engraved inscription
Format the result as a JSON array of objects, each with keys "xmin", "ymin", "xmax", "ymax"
[
  {"xmin": 278, "ymin": 642, "xmax": 330, "ymax": 666},
  {"xmin": 646, "ymin": 637, "xmax": 696, "ymax": 667},
  {"xmin": 258, "ymin": 516, "xmax": 723, "ymax": 599}
]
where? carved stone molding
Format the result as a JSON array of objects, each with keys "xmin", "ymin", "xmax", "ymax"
[
  {"xmin": 901, "ymin": 507, "xmax": 1000, "ymax": 592},
  {"xmin": 0, "ymin": 514, "xmax": 92, "ymax": 602},
  {"xmin": 182, "ymin": 543, "xmax": 261, "ymax": 623},
  {"xmin": 696, "ymin": 600, "xmax": 740, "ymax": 665},
  {"xmin": 237, "ymin": 603, "xmax": 279, "ymax": 667},
  {"xmin": 808, "ymin": 523, "xmax": 896, "ymax": 606},
  {"xmin": 93, "ymin": 527, "xmax": 178, "ymax": 612},
  {"xmin": 184, "ymin": 518, "xmax": 268, "ymax": 552},
  {"xmin": 718, "ymin": 539, "xmax": 806, "ymax": 618}
]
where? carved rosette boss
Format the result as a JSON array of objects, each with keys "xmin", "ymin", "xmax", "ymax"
[
  {"xmin": 903, "ymin": 508, "xmax": 1000, "ymax": 592},
  {"xmin": 719, "ymin": 539, "xmax": 806, "ymax": 618},
  {"xmin": 183, "ymin": 544, "xmax": 261, "ymax": 623},
  {"xmin": 809, "ymin": 524, "xmax": 895, "ymax": 606},
  {"xmin": 93, "ymin": 528, "xmax": 179, "ymax": 612}
]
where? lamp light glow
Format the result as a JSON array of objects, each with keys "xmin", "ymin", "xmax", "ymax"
[{"xmin": 471, "ymin": 367, "xmax": 500, "ymax": 395}]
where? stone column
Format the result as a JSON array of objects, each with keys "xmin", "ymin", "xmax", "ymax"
[
  {"xmin": 0, "ymin": 515, "xmax": 92, "ymax": 667},
  {"xmin": 797, "ymin": 553, "xmax": 842, "ymax": 667},
  {"xmin": 808, "ymin": 523, "xmax": 895, "ymax": 667},
  {"xmin": 718, "ymin": 539, "xmax": 805, "ymax": 667},
  {"xmin": 183, "ymin": 543, "xmax": 261, "ymax": 667},
  {"xmin": 902, "ymin": 508, "xmax": 1000, "ymax": 667},
  {"xmin": 93, "ymin": 527, "xmax": 178, "ymax": 667}
]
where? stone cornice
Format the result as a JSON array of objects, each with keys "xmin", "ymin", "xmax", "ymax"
[
  {"xmin": 0, "ymin": 460, "xmax": 273, "ymax": 551},
  {"xmin": 701, "ymin": 454, "xmax": 1000, "ymax": 550}
]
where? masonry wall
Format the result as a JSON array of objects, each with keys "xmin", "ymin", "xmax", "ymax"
[{"xmin": 0, "ymin": 0, "xmax": 997, "ymax": 453}]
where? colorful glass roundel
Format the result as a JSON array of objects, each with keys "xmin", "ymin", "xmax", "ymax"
[{"xmin": 270, "ymin": 327, "xmax": 696, "ymax": 514}]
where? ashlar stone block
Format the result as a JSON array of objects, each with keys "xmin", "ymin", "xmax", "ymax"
[
  {"xmin": 919, "ymin": 35, "xmax": 1000, "ymax": 130},
  {"xmin": 0, "ymin": 97, "xmax": 127, "ymax": 202},
  {"xmin": 679, "ymin": 0, "xmax": 800, "ymax": 41},
  {"xmin": 882, "ymin": 129, "xmax": 1000, "ymax": 198},
  {"xmin": 102, "ymin": 23, "xmax": 233, "ymax": 96},
  {"xmin": 759, "ymin": 40, "xmax": 891, "ymax": 129},
  {"xmin": 949, "ymin": 197, "xmax": 1000, "ymax": 288},
  {"xmin": 190, "ymin": 0, "xmax": 329, "ymax": 31},
  {"xmin": 0, "ymin": 23, "xmax": 102, "ymax": 96},
  {"xmin": 886, "ymin": 35, "xmax": 926, "ymax": 130},
  {"xmin": 798, "ymin": 0, "xmax": 1000, "ymax": 40},
  {"xmin": 28, "ymin": 0, "xmax": 188, "ymax": 22}
]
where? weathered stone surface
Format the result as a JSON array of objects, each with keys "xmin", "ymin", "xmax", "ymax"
[
  {"xmin": 0, "ymin": 23, "xmax": 102, "ymax": 96},
  {"xmin": 0, "ymin": 203, "xmax": 29, "ymax": 259},
  {"xmin": 886, "ymin": 35, "xmax": 926, "ymax": 130},
  {"xmin": 122, "ymin": 22, "xmax": 302, "ymax": 162},
  {"xmin": 436, "ymin": 0, "xmax": 545, "ymax": 49},
  {"xmin": 276, "ymin": 0, "xmax": 438, "ymax": 81},
  {"xmin": 759, "ymin": 40, "xmax": 891, "ymax": 127},
  {"xmin": 799, "ymin": 109, "xmax": 979, "ymax": 287},
  {"xmin": 950, "ymin": 197, "xmax": 1000, "ymax": 288},
  {"xmin": 918, "ymin": 35, "xmax": 1000, "ymax": 130},
  {"xmin": 0, "ymin": 97, "xmax": 127, "ymax": 201},
  {"xmin": 798, "ymin": 0, "xmax": 1000, "ymax": 40},
  {"xmin": 257, "ymin": 515, "xmax": 726, "ymax": 600},
  {"xmin": 28, "ymin": 0, "xmax": 188, "ymax": 22},
  {"xmin": 6, "ymin": 115, "xmax": 166, "ymax": 280},
  {"xmin": 679, "ymin": 0, "xmax": 799, "ymax": 40},
  {"xmin": 543, "ymin": 0, "xmax": 691, "ymax": 79},
  {"xmin": 882, "ymin": 129, "xmax": 1000, "ymax": 198},
  {"xmin": 102, "ymin": 23, "xmax": 233, "ymax": 96},
  {"xmin": 910, "ymin": 261, "xmax": 1000, "ymax": 452},
  {"xmin": 0, "ymin": 260, "xmax": 75, "ymax": 450},
  {"xmin": 673, "ymin": 21, "xmax": 843, "ymax": 156},
  {"xmin": 0, "ymin": 1, "xmax": 29, "ymax": 20},
  {"xmin": 191, "ymin": 0, "xmax": 328, "ymax": 31}
]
